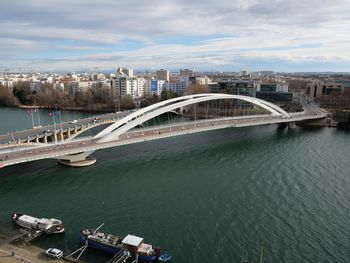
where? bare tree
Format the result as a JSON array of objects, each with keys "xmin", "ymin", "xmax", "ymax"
[{"xmin": 187, "ymin": 84, "xmax": 209, "ymax": 94}]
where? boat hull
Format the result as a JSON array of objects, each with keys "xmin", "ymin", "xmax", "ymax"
[
  {"xmin": 12, "ymin": 213, "xmax": 64, "ymax": 234},
  {"xmin": 138, "ymin": 254, "xmax": 158, "ymax": 262},
  {"xmin": 79, "ymin": 233, "xmax": 122, "ymax": 255},
  {"xmin": 80, "ymin": 233, "xmax": 159, "ymax": 262}
]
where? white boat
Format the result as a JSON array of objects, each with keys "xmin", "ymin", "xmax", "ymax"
[{"xmin": 12, "ymin": 213, "xmax": 64, "ymax": 234}]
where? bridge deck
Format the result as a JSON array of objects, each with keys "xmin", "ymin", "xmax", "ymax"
[{"xmin": 0, "ymin": 107, "xmax": 327, "ymax": 168}]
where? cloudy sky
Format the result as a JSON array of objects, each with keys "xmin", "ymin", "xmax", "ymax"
[{"xmin": 1, "ymin": 0, "xmax": 350, "ymax": 72}]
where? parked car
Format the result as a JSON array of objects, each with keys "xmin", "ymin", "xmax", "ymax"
[{"xmin": 45, "ymin": 248, "xmax": 63, "ymax": 259}]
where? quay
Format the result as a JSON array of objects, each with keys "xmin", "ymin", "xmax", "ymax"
[
  {"xmin": 0, "ymin": 243, "xmax": 67, "ymax": 263},
  {"xmin": 0, "ymin": 230, "xmax": 84, "ymax": 263}
]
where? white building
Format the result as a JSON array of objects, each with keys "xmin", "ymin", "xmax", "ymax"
[
  {"xmin": 137, "ymin": 78, "xmax": 149, "ymax": 97},
  {"xmin": 67, "ymin": 81, "xmax": 95, "ymax": 98},
  {"xmin": 195, "ymin": 76, "xmax": 211, "ymax": 86},
  {"xmin": 116, "ymin": 67, "xmax": 133, "ymax": 77},
  {"xmin": 111, "ymin": 76, "xmax": 139, "ymax": 98}
]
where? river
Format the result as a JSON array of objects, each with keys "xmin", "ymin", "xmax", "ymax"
[{"xmin": 0, "ymin": 107, "xmax": 349, "ymax": 263}]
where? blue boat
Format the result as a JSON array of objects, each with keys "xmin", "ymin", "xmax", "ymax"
[
  {"xmin": 158, "ymin": 253, "xmax": 172, "ymax": 262},
  {"xmin": 79, "ymin": 225, "xmax": 171, "ymax": 262},
  {"xmin": 79, "ymin": 228, "xmax": 124, "ymax": 255}
]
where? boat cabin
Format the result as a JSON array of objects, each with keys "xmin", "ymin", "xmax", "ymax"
[{"xmin": 122, "ymin": 234, "xmax": 154, "ymax": 256}]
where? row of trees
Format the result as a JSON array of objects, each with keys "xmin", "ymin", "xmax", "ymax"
[
  {"xmin": 0, "ymin": 81, "xmax": 200, "ymax": 111},
  {"xmin": 0, "ymin": 84, "xmax": 19, "ymax": 106},
  {"xmin": 333, "ymin": 110, "xmax": 350, "ymax": 130}
]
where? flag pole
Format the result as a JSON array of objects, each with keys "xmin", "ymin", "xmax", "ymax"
[
  {"xmin": 30, "ymin": 110, "xmax": 35, "ymax": 128},
  {"xmin": 52, "ymin": 113, "xmax": 57, "ymax": 145},
  {"xmin": 37, "ymin": 109, "xmax": 41, "ymax": 127},
  {"xmin": 59, "ymin": 111, "xmax": 63, "ymax": 130}
]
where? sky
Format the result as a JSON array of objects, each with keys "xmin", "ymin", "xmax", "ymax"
[{"xmin": 1, "ymin": 0, "xmax": 350, "ymax": 72}]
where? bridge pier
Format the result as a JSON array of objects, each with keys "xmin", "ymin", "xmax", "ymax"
[
  {"xmin": 56, "ymin": 151, "xmax": 96, "ymax": 167},
  {"xmin": 278, "ymin": 122, "xmax": 297, "ymax": 129},
  {"xmin": 58, "ymin": 130, "xmax": 65, "ymax": 142},
  {"xmin": 288, "ymin": 122, "xmax": 297, "ymax": 129}
]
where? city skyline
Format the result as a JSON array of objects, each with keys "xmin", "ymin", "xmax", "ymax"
[{"xmin": 1, "ymin": 0, "xmax": 350, "ymax": 72}]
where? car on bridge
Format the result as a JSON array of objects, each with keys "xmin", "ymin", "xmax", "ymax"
[{"xmin": 69, "ymin": 120, "xmax": 77, "ymax": 124}]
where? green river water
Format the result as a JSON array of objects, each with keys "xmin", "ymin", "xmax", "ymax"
[{"xmin": 0, "ymin": 107, "xmax": 349, "ymax": 263}]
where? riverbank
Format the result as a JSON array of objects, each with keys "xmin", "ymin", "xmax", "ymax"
[
  {"xmin": 0, "ymin": 243, "xmax": 67, "ymax": 263},
  {"xmin": 18, "ymin": 104, "xmax": 112, "ymax": 114}
]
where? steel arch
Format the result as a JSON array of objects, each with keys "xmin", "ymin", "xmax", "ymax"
[{"xmin": 96, "ymin": 94, "xmax": 290, "ymax": 143}]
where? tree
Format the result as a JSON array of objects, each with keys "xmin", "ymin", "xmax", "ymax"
[
  {"xmin": 140, "ymin": 94, "xmax": 160, "ymax": 108},
  {"xmin": 187, "ymin": 84, "xmax": 209, "ymax": 94},
  {"xmin": 120, "ymin": 95, "xmax": 136, "ymax": 109},
  {"xmin": 161, "ymin": 88, "xmax": 177, "ymax": 101},
  {"xmin": 13, "ymin": 81, "xmax": 31, "ymax": 104},
  {"xmin": 336, "ymin": 111, "xmax": 350, "ymax": 130},
  {"xmin": 74, "ymin": 90, "xmax": 93, "ymax": 109},
  {"xmin": 0, "ymin": 84, "xmax": 19, "ymax": 106}
]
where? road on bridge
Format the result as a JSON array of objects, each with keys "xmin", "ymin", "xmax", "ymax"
[
  {"xmin": 0, "ymin": 111, "xmax": 132, "ymax": 145},
  {"xmin": 0, "ymin": 102, "xmax": 327, "ymax": 168}
]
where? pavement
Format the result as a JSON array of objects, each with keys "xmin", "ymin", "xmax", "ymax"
[
  {"xmin": 0, "ymin": 243, "xmax": 67, "ymax": 263},
  {"xmin": 0, "ymin": 111, "xmax": 131, "ymax": 145}
]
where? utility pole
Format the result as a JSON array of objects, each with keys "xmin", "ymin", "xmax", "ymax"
[
  {"xmin": 36, "ymin": 109, "xmax": 41, "ymax": 127},
  {"xmin": 27, "ymin": 109, "xmax": 34, "ymax": 128},
  {"xmin": 49, "ymin": 112, "xmax": 57, "ymax": 145},
  {"xmin": 30, "ymin": 110, "xmax": 35, "ymax": 128}
]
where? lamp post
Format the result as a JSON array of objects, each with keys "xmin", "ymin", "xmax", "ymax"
[{"xmin": 49, "ymin": 112, "xmax": 57, "ymax": 144}]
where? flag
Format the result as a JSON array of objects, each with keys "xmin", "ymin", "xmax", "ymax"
[
  {"xmin": 48, "ymin": 112, "xmax": 53, "ymax": 117},
  {"xmin": 55, "ymin": 111, "xmax": 61, "ymax": 116},
  {"xmin": 27, "ymin": 109, "xmax": 32, "ymax": 115}
]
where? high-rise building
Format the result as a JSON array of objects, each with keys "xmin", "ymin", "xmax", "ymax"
[
  {"xmin": 116, "ymin": 67, "xmax": 133, "ymax": 77},
  {"xmin": 180, "ymin": 69, "xmax": 194, "ymax": 77},
  {"xmin": 156, "ymin": 69, "xmax": 169, "ymax": 81},
  {"xmin": 111, "ymin": 76, "xmax": 148, "ymax": 99}
]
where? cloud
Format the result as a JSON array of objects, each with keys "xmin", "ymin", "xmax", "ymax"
[{"xmin": 0, "ymin": 0, "xmax": 350, "ymax": 71}]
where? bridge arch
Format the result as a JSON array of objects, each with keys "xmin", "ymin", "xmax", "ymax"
[{"xmin": 96, "ymin": 94, "xmax": 290, "ymax": 143}]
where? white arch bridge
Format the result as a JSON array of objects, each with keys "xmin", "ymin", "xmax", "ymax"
[{"xmin": 0, "ymin": 94, "xmax": 327, "ymax": 168}]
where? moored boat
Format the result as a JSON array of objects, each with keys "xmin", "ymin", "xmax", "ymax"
[
  {"xmin": 12, "ymin": 213, "xmax": 64, "ymax": 234},
  {"xmin": 79, "ymin": 228, "xmax": 124, "ymax": 254},
  {"xmin": 122, "ymin": 234, "xmax": 159, "ymax": 262},
  {"xmin": 79, "ymin": 224, "xmax": 171, "ymax": 262}
]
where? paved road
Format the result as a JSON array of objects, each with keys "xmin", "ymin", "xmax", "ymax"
[{"xmin": 0, "ymin": 105, "xmax": 327, "ymax": 168}]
